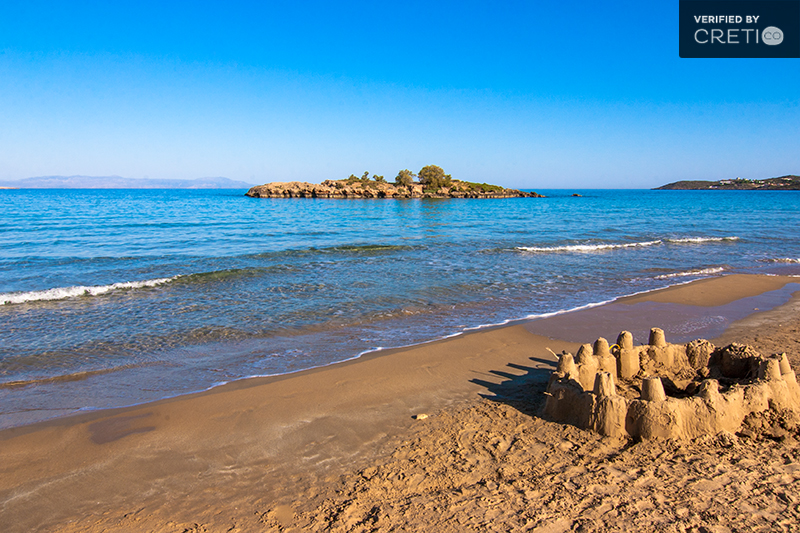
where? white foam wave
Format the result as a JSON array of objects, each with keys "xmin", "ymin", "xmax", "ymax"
[
  {"xmin": 666, "ymin": 236, "xmax": 739, "ymax": 244},
  {"xmin": 516, "ymin": 240, "xmax": 662, "ymax": 253},
  {"xmin": 1, "ymin": 276, "xmax": 179, "ymax": 305},
  {"xmin": 516, "ymin": 236, "xmax": 739, "ymax": 254},
  {"xmin": 763, "ymin": 258, "xmax": 800, "ymax": 264},
  {"xmin": 654, "ymin": 267, "xmax": 725, "ymax": 280}
]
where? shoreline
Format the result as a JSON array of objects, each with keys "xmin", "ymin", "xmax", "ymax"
[
  {"xmin": 3, "ymin": 274, "xmax": 798, "ymax": 430},
  {"xmin": 0, "ymin": 272, "xmax": 767, "ymax": 431},
  {"xmin": 6, "ymin": 271, "xmax": 795, "ymax": 433},
  {"xmin": 1, "ymin": 274, "xmax": 800, "ymax": 531},
  {"xmin": 2, "ymin": 273, "xmax": 798, "ymax": 435}
]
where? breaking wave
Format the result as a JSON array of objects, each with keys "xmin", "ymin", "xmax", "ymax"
[
  {"xmin": 516, "ymin": 236, "xmax": 738, "ymax": 254},
  {"xmin": 761, "ymin": 258, "xmax": 800, "ymax": 264},
  {"xmin": 665, "ymin": 236, "xmax": 739, "ymax": 244},
  {"xmin": 654, "ymin": 267, "xmax": 725, "ymax": 279},
  {"xmin": 1, "ymin": 277, "xmax": 180, "ymax": 305},
  {"xmin": 516, "ymin": 240, "xmax": 662, "ymax": 253}
]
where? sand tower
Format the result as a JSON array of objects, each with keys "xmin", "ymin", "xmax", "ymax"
[{"xmin": 544, "ymin": 328, "xmax": 800, "ymax": 439}]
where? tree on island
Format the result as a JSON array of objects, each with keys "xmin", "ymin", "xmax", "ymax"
[
  {"xmin": 418, "ymin": 165, "xmax": 452, "ymax": 190},
  {"xmin": 346, "ymin": 171, "xmax": 386, "ymax": 183},
  {"xmin": 394, "ymin": 169, "xmax": 416, "ymax": 187},
  {"xmin": 345, "ymin": 165, "xmax": 451, "ymax": 189}
]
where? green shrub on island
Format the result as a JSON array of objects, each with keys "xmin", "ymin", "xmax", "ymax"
[
  {"xmin": 352, "ymin": 165, "xmax": 452, "ymax": 190},
  {"xmin": 346, "ymin": 172, "xmax": 385, "ymax": 188},
  {"xmin": 394, "ymin": 169, "xmax": 416, "ymax": 187},
  {"xmin": 417, "ymin": 165, "xmax": 452, "ymax": 190},
  {"xmin": 462, "ymin": 181, "xmax": 504, "ymax": 193}
]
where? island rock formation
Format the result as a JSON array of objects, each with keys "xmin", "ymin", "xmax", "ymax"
[{"xmin": 246, "ymin": 179, "xmax": 544, "ymax": 199}]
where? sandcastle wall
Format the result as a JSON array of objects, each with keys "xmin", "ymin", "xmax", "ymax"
[{"xmin": 544, "ymin": 328, "xmax": 800, "ymax": 440}]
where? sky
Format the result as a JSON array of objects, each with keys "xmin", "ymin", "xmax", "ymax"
[{"xmin": 1, "ymin": 1, "xmax": 798, "ymax": 189}]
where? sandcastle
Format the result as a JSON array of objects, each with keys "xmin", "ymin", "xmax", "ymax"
[{"xmin": 544, "ymin": 328, "xmax": 800, "ymax": 439}]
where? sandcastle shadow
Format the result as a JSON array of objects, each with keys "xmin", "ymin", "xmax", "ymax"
[{"xmin": 471, "ymin": 360, "xmax": 556, "ymax": 418}]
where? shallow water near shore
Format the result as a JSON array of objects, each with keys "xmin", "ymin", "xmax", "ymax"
[{"xmin": 1, "ymin": 188, "xmax": 800, "ymax": 428}]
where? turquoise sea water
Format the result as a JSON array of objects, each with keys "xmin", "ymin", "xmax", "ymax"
[{"xmin": 1, "ymin": 188, "xmax": 799, "ymax": 428}]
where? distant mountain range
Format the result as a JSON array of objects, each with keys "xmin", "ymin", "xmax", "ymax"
[
  {"xmin": 0, "ymin": 175, "xmax": 255, "ymax": 189},
  {"xmin": 655, "ymin": 175, "xmax": 800, "ymax": 190}
]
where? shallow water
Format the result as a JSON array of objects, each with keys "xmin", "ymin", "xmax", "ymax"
[{"xmin": 1, "ymin": 188, "xmax": 799, "ymax": 427}]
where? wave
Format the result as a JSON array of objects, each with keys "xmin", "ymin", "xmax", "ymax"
[
  {"xmin": 761, "ymin": 258, "xmax": 800, "ymax": 264},
  {"xmin": 0, "ymin": 364, "xmax": 144, "ymax": 389},
  {"xmin": 665, "ymin": 236, "xmax": 739, "ymax": 244},
  {"xmin": 248, "ymin": 243, "xmax": 412, "ymax": 260},
  {"xmin": 1, "ymin": 252, "xmax": 392, "ymax": 304},
  {"xmin": 516, "ymin": 236, "xmax": 739, "ymax": 254},
  {"xmin": 516, "ymin": 240, "xmax": 662, "ymax": 253},
  {"xmin": 654, "ymin": 267, "xmax": 725, "ymax": 279},
  {"xmin": 327, "ymin": 244, "xmax": 411, "ymax": 253},
  {"xmin": 0, "ymin": 276, "xmax": 179, "ymax": 305},
  {"xmin": 175, "ymin": 265, "xmax": 299, "ymax": 285}
]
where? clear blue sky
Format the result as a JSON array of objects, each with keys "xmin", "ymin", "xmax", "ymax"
[{"xmin": 1, "ymin": 1, "xmax": 798, "ymax": 188}]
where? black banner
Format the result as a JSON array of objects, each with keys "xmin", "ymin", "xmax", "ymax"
[{"xmin": 680, "ymin": 1, "xmax": 800, "ymax": 57}]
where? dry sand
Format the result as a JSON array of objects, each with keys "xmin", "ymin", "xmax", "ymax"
[{"xmin": 1, "ymin": 274, "xmax": 799, "ymax": 532}]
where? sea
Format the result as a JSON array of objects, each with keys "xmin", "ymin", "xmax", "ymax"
[{"xmin": 2, "ymin": 188, "xmax": 800, "ymax": 429}]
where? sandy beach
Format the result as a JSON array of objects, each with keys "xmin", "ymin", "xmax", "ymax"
[{"xmin": 1, "ymin": 274, "xmax": 799, "ymax": 532}]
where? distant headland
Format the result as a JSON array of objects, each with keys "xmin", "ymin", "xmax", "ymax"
[
  {"xmin": 655, "ymin": 175, "xmax": 800, "ymax": 190},
  {"xmin": 246, "ymin": 165, "xmax": 543, "ymax": 199}
]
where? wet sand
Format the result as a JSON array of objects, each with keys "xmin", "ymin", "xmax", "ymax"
[{"xmin": 1, "ymin": 274, "xmax": 799, "ymax": 532}]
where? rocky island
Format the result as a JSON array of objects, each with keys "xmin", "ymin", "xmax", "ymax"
[
  {"xmin": 655, "ymin": 174, "xmax": 800, "ymax": 190},
  {"xmin": 246, "ymin": 165, "xmax": 543, "ymax": 199}
]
